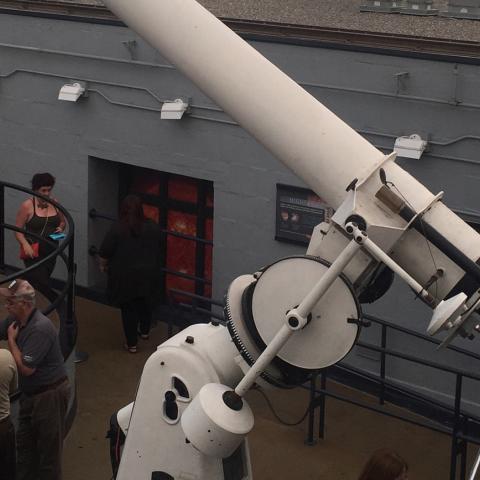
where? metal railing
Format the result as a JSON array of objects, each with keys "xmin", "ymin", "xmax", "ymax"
[
  {"xmin": 310, "ymin": 313, "xmax": 480, "ymax": 480},
  {"xmin": 89, "ymin": 208, "xmax": 214, "ymax": 246},
  {"xmin": 0, "ymin": 181, "xmax": 76, "ymax": 356},
  {"xmin": 167, "ymin": 288, "xmax": 223, "ymax": 337}
]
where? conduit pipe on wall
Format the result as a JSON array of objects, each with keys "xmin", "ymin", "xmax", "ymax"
[
  {"xmin": 3, "ymin": 43, "xmax": 480, "ymax": 110},
  {"xmin": 2, "ymin": 67, "xmax": 480, "ymax": 152}
]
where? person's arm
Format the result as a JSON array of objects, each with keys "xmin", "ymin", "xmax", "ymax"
[
  {"xmin": 53, "ymin": 197, "xmax": 66, "ymax": 232},
  {"xmin": 0, "ymin": 317, "xmax": 12, "ymax": 341},
  {"xmin": 56, "ymin": 210, "xmax": 66, "ymax": 232},
  {"xmin": 9, "ymin": 356, "xmax": 18, "ymax": 394},
  {"xmin": 98, "ymin": 225, "xmax": 119, "ymax": 273},
  {"xmin": 15, "ymin": 200, "xmax": 35, "ymax": 258},
  {"xmin": 98, "ymin": 256, "xmax": 109, "ymax": 273},
  {"xmin": 7, "ymin": 323, "xmax": 36, "ymax": 377}
]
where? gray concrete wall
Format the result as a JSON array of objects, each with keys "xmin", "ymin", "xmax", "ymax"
[{"xmin": 1, "ymin": 13, "xmax": 480, "ymax": 410}]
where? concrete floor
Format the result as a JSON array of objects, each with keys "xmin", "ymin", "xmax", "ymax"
[{"xmin": 59, "ymin": 296, "xmax": 478, "ymax": 479}]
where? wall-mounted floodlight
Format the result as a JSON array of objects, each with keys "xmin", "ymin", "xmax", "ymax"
[
  {"xmin": 161, "ymin": 98, "xmax": 189, "ymax": 120},
  {"xmin": 394, "ymin": 134, "xmax": 428, "ymax": 159},
  {"xmin": 58, "ymin": 82, "xmax": 87, "ymax": 102}
]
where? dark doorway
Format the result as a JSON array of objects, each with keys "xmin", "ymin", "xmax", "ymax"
[{"xmin": 119, "ymin": 165, "xmax": 214, "ymax": 305}]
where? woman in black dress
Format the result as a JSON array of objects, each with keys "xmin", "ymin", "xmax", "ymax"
[
  {"xmin": 99, "ymin": 194, "xmax": 162, "ymax": 353},
  {"xmin": 15, "ymin": 173, "xmax": 65, "ymax": 302}
]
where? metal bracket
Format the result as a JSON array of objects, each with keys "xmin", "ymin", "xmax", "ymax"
[
  {"xmin": 122, "ymin": 40, "xmax": 137, "ymax": 60},
  {"xmin": 394, "ymin": 72, "xmax": 409, "ymax": 96},
  {"xmin": 347, "ymin": 317, "xmax": 371, "ymax": 328},
  {"xmin": 451, "ymin": 64, "xmax": 463, "ymax": 106}
]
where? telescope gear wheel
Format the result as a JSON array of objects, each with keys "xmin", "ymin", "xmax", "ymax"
[{"xmin": 224, "ymin": 256, "xmax": 362, "ymax": 387}]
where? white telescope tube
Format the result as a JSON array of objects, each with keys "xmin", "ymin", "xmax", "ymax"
[
  {"xmin": 103, "ymin": 0, "xmax": 480, "ymax": 302},
  {"xmin": 103, "ymin": 0, "xmax": 383, "ymax": 210}
]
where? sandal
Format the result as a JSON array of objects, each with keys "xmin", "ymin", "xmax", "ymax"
[
  {"xmin": 137, "ymin": 330, "xmax": 150, "ymax": 340},
  {"xmin": 124, "ymin": 344, "xmax": 137, "ymax": 354}
]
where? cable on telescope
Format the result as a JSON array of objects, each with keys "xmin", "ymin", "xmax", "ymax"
[{"xmin": 250, "ymin": 385, "xmax": 311, "ymax": 427}]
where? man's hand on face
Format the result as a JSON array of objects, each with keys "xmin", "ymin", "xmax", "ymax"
[{"xmin": 7, "ymin": 322, "xmax": 19, "ymax": 342}]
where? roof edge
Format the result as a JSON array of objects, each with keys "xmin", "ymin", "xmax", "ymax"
[{"xmin": 0, "ymin": 0, "xmax": 479, "ymax": 63}]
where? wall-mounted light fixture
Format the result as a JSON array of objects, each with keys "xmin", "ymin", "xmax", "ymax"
[
  {"xmin": 394, "ymin": 134, "xmax": 428, "ymax": 159},
  {"xmin": 58, "ymin": 82, "xmax": 87, "ymax": 102},
  {"xmin": 161, "ymin": 98, "xmax": 189, "ymax": 120}
]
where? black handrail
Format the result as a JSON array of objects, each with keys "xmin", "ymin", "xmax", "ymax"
[
  {"xmin": 332, "ymin": 362, "xmax": 465, "ymax": 422},
  {"xmin": 319, "ymin": 325, "xmax": 480, "ymax": 480},
  {"xmin": 166, "ymin": 288, "xmax": 224, "ymax": 337},
  {"xmin": 356, "ymin": 340, "xmax": 480, "ymax": 381},
  {"xmin": 89, "ymin": 207, "xmax": 214, "ymax": 245},
  {"xmin": 89, "ymin": 244, "xmax": 212, "ymax": 287},
  {"xmin": 89, "ymin": 207, "xmax": 214, "ymax": 300},
  {"xmin": 364, "ymin": 313, "xmax": 480, "ymax": 362},
  {"xmin": 0, "ymin": 180, "xmax": 76, "ymax": 351},
  {"xmin": 162, "ymin": 268, "xmax": 212, "ymax": 285},
  {"xmin": 169, "ymin": 288, "xmax": 223, "ymax": 307},
  {"xmin": 0, "ymin": 181, "xmax": 75, "ymax": 278}
]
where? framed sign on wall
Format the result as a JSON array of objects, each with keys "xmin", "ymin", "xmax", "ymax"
[{"xmin": 275, "ymin": 184, "xmax": 334, "ymax": 246}]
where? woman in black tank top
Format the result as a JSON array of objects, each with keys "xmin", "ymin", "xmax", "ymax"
[
  {"xmin": 24, "ymin": 199, "xmax": 62, "ymax": 250},
  {"xmin": 15, "ymin": 173, "xmax": 65, "ymax": 302}
]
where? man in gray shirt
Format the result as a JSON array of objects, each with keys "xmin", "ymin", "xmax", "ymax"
[
  {"xmin": 0, "ymin": 348, "xmax": 17, "ymax": 480},
  {"xmin": 0, "ymin": 279, "xmax": 70, "ymax": 480}
]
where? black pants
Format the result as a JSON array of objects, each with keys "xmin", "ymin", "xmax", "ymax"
[
  {"xmin": 120, "ymin": 297, "xmax": 151, "ymax": 347},
  {"xmin": 0, "ymin": 416, "xmax": 16, "ymax": 480},
  {"xmin": 17, "ymin": 379, "xmax": 70, "ymax": 480},
  {"xmin": 23, "ymin": 254, "xmax": 57, "ymax": 304}
]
